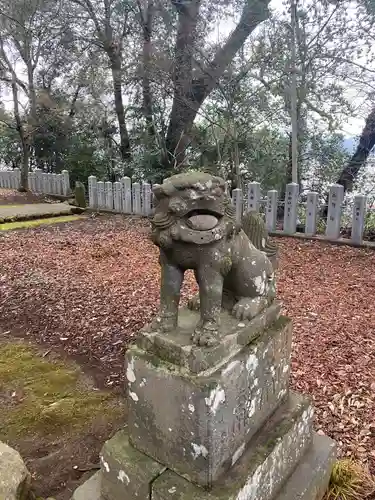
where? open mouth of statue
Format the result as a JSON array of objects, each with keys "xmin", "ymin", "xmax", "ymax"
[{"xmin": 185, "ymin": 209, "xmax": 221, "ymax": 231}]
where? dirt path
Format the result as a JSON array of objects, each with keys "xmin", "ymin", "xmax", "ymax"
[{"xmin": 0, "ymin": 215, "xmax": 374, "ymax": 473}]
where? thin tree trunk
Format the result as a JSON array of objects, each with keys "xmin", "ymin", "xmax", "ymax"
[
  {"xmin": 107, "ymin": 49, "xmax": 132, "ymax": 174},
  {"xmin": 11, "ymin": 77, "xmax": 29, "ymax": 191},
  {"xmin": 26, "ymin": 60, "xmax": 43, "ymax": 170},
  {"xmin": 290, "ymin": 0, "xmax": 298, "ymax": 184},
  {"xmin": 142, "ymin": 0, "xmax": 155, "ymax": 139}
]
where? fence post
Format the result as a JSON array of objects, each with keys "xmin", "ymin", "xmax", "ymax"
[
  {"xmin": 52, "ymin": 173, "xmax": 58, "ymax": 194},
  {"xmin": 283, "ymin": 183, "xmax": 299, "ymax": 234},
  {"xmin": 61, "ymin": 170, "xmax": 70, "ymax": 196},
  {"xmin": 88, "ymin": 176, "xmax": 97, "ymax": 208},
  {"xmin": 265, "ymin": 190, "xmax": 278, "ymax": 232},
  {"xmin": 232, "ymin": 188, "xmax": 243, "ymax": 225},
  {"xmin": 29, "ymin": 172, "xmax": 36, "ymax": 192},
  {"xmin": 41, "ymin": 173, "xmax": 47, "ymax": 194},
  {"xmin": 351, "ymin": 194, "xmax": 367, "ymax": 245},
  {"xmin": 247, "ymin": 182, "xmax": 261, "ymax": 212},
  {"xmin": 105, "ymin": 181, "xmax": 113, "ymax": 210},
  {"xmin": 14, "ymin": 168, "xmax": 20, "ymax": 190},
  {"xmin": 143, "ymin": 182, "xmax": 152, "ymax": 216},
  {"xmin": 56, "ymin": 174, "xmax": 63, "ymax": 195},
  {"xmin": 121, "ymin": 177, "xmax": 132, "ymax": 213},
  {"xmin": 35, "ymin": 169, "xmax": 43, "ymax": 193},
  {"xmin": 325, "ymin": 184, "xmax": 344, "ymax": 240},
  {"xmin": 97, "ymin": 181, "xmax": 105, "ymax": 209},
  {"xmin": 305, "ymin": 192, "xmax": 319, "ymax": 236},
  {"xmin": 113, "ymin": 181, "xmax": 122, "ymax": 212},
  {"xmin": 133, "ymin": 182, "xmax": 142, "ymax": 215}
]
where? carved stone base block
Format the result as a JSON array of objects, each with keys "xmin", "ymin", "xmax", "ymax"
[
  {"xmin": 126, "ymin": 308, "xmax": 291, "ymax": 487},
  {"xmin": 71, "ymin": 395, "xmax": 336, "ymax": 500},
  {"xmin": 152, "ymin": 433, "xmax": 336, "ymax": 500}
]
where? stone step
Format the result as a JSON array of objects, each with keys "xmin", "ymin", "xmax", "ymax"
[
  {"xmin": 100, "ymin": 430, "xmax": 166, "ymax": 500},
  {"xmin": 275, "ymin": 433, "xmax": 336, "ymax": 500},
  {"xmin": 127, "ymin": 315, "xmax": 293, "ymax": 487},
  {"xmin": 151, "ymin": 433, "xmax": 335, "ymax": 500},
  {"xmin": 72, "ymin": 392, "xmax": 319, "ymax": 500},
  {"xmin": 71, "ymin": 434, "xmax": 335, "ymax": 500},
  {"xmin": 151, "ymin": 392, "xmax": 315, "ymax": 499}
]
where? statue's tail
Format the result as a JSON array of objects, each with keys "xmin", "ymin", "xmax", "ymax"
[{"xmin": 241, "ymin": 212, "xmax": 279, "ymax": 270}]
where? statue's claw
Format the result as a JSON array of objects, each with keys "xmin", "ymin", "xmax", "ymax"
[
  {"xmin": 187, "ymin": 294, "xmax": 200, "ymax": 311},
  {"xmin": 192, "ymin": 321, "xmax": 219, "ymax": 347},
  {"xmin": 232, "ymin": 297, "xmax": 268, "ymax": 321}
]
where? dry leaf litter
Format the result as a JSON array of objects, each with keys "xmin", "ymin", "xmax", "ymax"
[{"xmin": 0, "ymin": 216, "xmax": 374, "ymax": 470}]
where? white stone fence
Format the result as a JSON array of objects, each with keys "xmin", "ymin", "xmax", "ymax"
[
  {"xmin": 88, "ymin": 176, "xmax": 152, "ymax": 216},
  {"xmin": 88, "ymin": 177, "xmax": 371, "ymax": 245},
  {"xmin": 0, "ymin": 169, "xmax": 71, "ymax": 196}
]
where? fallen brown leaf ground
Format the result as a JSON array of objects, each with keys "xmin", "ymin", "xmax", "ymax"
[
  {"xmin": 0, "ymin": 188, "xmax": 56, "ymax": 205},
  {"xmin": 0, "ymin": 215, "xmax": 374, "ymax": 472}
]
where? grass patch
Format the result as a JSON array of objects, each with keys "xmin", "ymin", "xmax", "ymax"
[
  {"xmin": 0, "ymin": 215, "xmax": 83, "ymax": 231},
  {"xmin": 325, "ymin": 459, "xmax": 375, "ymax": 500},
  {"xmin": 0, "ymin": 342, "xmax": 121, "ymax": 440}
]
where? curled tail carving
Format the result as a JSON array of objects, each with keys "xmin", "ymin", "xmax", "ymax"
[{"xmin": 241, "ymin": 212, "xmax": 278, "ymax": 270}]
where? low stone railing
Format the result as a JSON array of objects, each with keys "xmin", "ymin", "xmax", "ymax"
[
  {"xmin": 87, "ymin": 177, "xmax": 371, "ymax": 246},
  {"xmin": 0, "ymin": 169, "xmax": 71, "ymax": 196}
]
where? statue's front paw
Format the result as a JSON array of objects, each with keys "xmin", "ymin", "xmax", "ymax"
[
  {"xmin": 151, "ymin": 315, "xmax": 177, "ymax": 332},
  {"xmin": 188, "ymin": 294, "xmax": 200, "ymax": 311},
  {"xmin": 192, "ymin": 321, "xmax": 219, "ymax": 347},
  {"xmin": 232, "ymin": 297, "xmax": 267, "ymax": 321}
]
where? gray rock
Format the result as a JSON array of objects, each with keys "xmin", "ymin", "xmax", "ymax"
[
  {"xmin": 71, "ymin": 471, "xmax": 101, "ymax": 500},
  {"xmin": 0, "ymin": 441, "xmax": 31, "ymax": 500}
]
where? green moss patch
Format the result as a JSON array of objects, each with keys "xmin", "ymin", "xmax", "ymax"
[
  {"xmin": 0, "ymin": 215, "xmax": 83, "ymax": 231},
  {"xmin": 0, "ymin": 342, "xmax": 122, "ymax": 440}
]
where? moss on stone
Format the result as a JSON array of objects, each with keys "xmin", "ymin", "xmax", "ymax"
[
  {"xmin": 0, "ymin": 215, "xmax": 83, "ymax": 231},
  {"xmin": 0, "ymin": 342, "xmax": 122, "ymax": 440}
]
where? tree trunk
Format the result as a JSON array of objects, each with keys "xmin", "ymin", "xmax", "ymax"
[
  {"xmin": 290, "ymin": 0, "xmax": 298, "ymax": 185},
  {"xmin": 11, "ymin": 77, "xmax": 29, "ymax": 191},
  {"xmin": 107, "ymin": 49, "xmax": 132, "ymax": 174},
  {"xmin": 163, "ymin": 0, "xmax": 271, "ymax": 175},
  {"xmin": 26, "ymin": 60, "xmax": 44, "ymax": 171},
  {"xmin": 336, "ymin": 108, "xmax": 375, "ymax": 192},
  {"xmin": 142, "ymin": 0, "xmax": 155, "ymax": 140}
]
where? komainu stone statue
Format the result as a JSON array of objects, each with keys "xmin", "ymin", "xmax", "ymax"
[{"xmin": 150, "ymin": 172, "xmax": 277, "ymax": 346}]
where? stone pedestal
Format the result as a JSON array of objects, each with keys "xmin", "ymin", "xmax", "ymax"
[
  {"xmin": 127, "ymin": 304, "xmax": 289, "ymax": 487},
  {"xmin": 72, "ymin": 305, "xmax": 336, "ymax": 500}
]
